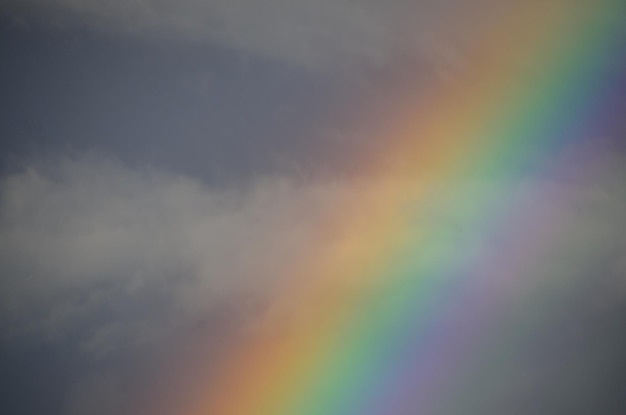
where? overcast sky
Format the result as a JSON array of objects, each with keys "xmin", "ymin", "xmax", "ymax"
[{"xmin": 0, "ymin": 1, "xmax": 625, "ymax": 415}]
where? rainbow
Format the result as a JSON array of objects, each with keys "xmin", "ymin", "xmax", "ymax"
[{"xmin": 177, "ymin": 1, "xmax": 625, "ymax": 414}]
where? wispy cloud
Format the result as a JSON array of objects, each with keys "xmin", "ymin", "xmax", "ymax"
[{"xmin": 3, "ymin": 0, "xmax": 513, "ymax": 71}]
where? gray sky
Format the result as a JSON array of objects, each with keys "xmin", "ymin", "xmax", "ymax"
[{"xmin": 0, "ymin": 2, "xmax": 625, "ymax": 415}]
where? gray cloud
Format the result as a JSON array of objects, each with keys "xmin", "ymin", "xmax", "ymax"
[
  {"xmin": 2, "ymin": 151, "xmax": 625, "ymax": 349},
  {"xmin": 1, "ymin": 148, "xmax": 625, "ymax": 414},
  {"xmin": 3, "ymin": 0, "xmax": 515, "ymax": 71},
  {"xmin": 0, "ymin": 154, "xmax": 359, "ymax": 415},
  {"xmin": 0, "ymin": 156, "xmax": 352, "ymax": 355}
]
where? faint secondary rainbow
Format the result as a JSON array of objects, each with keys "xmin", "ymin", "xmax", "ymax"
[{"xmin": 178, "ymin": 1, "xmax": 625, "ymax": 414}]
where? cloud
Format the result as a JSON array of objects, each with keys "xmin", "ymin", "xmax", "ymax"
[
  {"xmin": 1, "ymin": 148, "xmax": 625, "ymax": 414},
  {"xmin": 1, "ymin": 148, "xmax": 625, "ymax": 352},
  {"xmin": 3, "ymin": 0, "xmax": 514, "ymax": 71},
  {"xmin": 0, "ymin": 155, "xmax": 352, "ymax": 356},
  {"xmin": 0, "ymin": 154, "xmax": 362, "ymax": 415}
]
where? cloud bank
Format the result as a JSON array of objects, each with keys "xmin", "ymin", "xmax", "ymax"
[
  {"xmin": 0, "ymin": 156, "xmax": 352, "ymax": 354},
  {"xmin": 0, "ymin": 148, "xmax": 625, "ymax": 414},
  {"xmin": 2, "ymin": 149, "xmax": 625, "ymax": 348}
]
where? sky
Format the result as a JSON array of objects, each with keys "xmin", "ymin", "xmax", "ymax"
[{"xmin": 0, "ymin": 1, "xmax": 625, "ymax": 415}]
